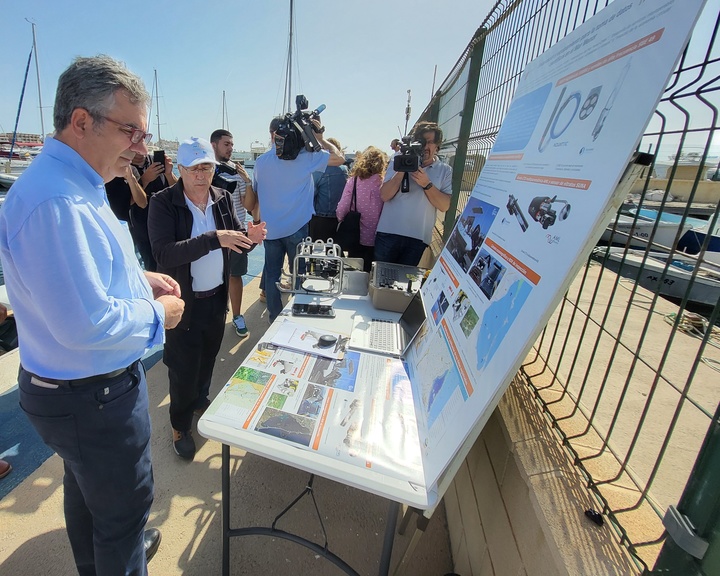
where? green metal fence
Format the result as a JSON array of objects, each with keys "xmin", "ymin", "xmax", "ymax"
[{"xmin": 412, "ymin": 0, "xmax": 720, "ymax": 573}]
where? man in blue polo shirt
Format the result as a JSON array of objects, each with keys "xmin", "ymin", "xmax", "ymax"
[
  {"xmin": 0, "ymin": 55, "xmax": 185, "ymax": 575},
  {"xmin": 246, "ymin": 116, "xmax": 345, "ymax": 322}
]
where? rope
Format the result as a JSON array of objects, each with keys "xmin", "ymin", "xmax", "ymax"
[{"xmin": 664, "ymin": 311, "xmax": 720, "ymax": 373}]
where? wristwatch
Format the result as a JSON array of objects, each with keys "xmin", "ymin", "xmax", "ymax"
[{"xmin": 422, "ymin": 182, "xmax": 433, "ymax": 190}]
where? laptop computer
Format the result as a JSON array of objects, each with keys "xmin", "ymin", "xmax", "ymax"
[{"xmin": 348, "ymin": 289, "xmax": 427, "ymax": 358}]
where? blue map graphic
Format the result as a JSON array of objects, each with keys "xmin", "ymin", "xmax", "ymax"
[{"xmin": 476, "ymin": 279, "xmax": 532, "ymax": 370}]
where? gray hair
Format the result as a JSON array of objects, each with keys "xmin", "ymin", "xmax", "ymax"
[{"xmin": 53, "ymin": 55, "xmax": 150, "ymax": 132}]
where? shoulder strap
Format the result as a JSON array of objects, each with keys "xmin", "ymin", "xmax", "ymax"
[{"xmin": 351, "ymin": 176, "xmax": 358, "ymax": 211}]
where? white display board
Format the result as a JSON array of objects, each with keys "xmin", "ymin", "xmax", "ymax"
[
  {"xmin": 409, "ymin": 0, "xmax": 709, "ymax": 488},
  {"xmin": 200, "ymin": 0, "xmax": 708, "ymax": 508}
]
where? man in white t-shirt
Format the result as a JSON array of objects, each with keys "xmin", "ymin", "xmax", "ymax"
[
  {"xmin": 211, "ymin": 129, "xmax": 253, "ymax": 339},
  {"xmin": 375, "ymin": 122, "xmax": 453, "ymax": 266}
]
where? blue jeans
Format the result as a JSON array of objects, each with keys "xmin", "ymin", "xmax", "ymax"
[
  {"xmin": 374, "ymin": 232, "xmax": 427, "ymax": 266},
  {"xmin": 19, "ymin": 363, "xmax": 153, "ymax": 576},
  {"xmin": 264, "ymin": 224, "xmax": 308, "ymax": 321}
]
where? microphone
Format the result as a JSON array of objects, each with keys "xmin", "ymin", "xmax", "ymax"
[{"xmin": 311, "ymin": 104, "xmax": 326, "ymax": 117}]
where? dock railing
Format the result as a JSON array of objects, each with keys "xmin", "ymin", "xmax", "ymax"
[{"xmin": 413, "ymin": 1, "xmax": 720, "ymax": 574}]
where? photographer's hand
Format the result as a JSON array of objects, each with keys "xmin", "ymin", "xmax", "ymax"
[
  {"xmin": 410, "ymin": 167, "xmax": 432, "ymax": 190},
  {"xmin": 314, "ymin": 123, "xmax": 345, "ymax": 167}
]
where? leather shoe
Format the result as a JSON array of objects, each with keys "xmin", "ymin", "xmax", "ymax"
[
  {"xmin": 144, "ymin": 528, "xmax": 161, "ymax": 562},
  {"xmin": 0, "ymin": 459, "xmax": 11, "ymax": 479}
]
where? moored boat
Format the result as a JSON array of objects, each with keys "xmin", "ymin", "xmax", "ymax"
[{"xmin": 593, "ymin": 246, "xmax": 720, "ymax": 307}]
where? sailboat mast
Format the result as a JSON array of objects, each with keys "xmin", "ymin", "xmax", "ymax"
[
  {"xmin": 222, "ymin": 90, "xmax": 227, "ymax": 130},
  {"xmin": 154, "ymin": 69, "xmax": 161, "ymax": 143},
  {"xmin": 28, "ymin": 20, "xmax": 45, "ymax": 140},
  {"xmin": 283, "ymin": 0, "xmax": 294, "ymax": 113}
]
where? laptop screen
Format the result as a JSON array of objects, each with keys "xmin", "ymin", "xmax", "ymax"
[{"xmin": 399, "ymin": 290, "xmax": 427, "ymax": 343}]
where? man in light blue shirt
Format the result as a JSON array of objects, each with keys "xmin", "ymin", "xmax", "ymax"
[
  {"xmin": 0, "ymin": 55, "xmax": 184, "ymax": 575},
  {"xmin": 246, "ymin": 115, "xmax": 345, "ymax": 322}
]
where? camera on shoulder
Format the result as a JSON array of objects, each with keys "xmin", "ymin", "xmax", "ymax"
[
  {"xmin": 274, "ymin": 95, "xmax": 327, "ymax": 161},
  {"xmin": 392, "ymin": 135, "xmax": 424, "ymax": 173}
]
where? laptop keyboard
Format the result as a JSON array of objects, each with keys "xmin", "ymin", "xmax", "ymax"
[{"xmin": 368, "ymin": 319, "xmax": 397, "ymax": 351}]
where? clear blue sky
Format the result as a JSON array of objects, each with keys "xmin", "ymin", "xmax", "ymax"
[{"xmin": 1, "ymin": 0, "xmax": 495, "ymax": 154}]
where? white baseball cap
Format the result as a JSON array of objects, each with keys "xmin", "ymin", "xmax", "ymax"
[{"xmin": 177, "ymin": 137, "xmax": 218, "ymax": 167}]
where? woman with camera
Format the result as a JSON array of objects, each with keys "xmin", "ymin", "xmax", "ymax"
[{"xmin": 336, "ymin": 146, "xmax": 389, "ymax": 272}]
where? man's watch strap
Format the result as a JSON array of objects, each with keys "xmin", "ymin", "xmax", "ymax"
[{"xmin": 422, "ymin": 182, "xmax": 433, "ymax": 190}]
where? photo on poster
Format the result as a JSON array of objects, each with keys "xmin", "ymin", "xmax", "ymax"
[
  {"xmin": 267, "ymin": 392, "xmax": 288, "ymax": 410},
  {"xmin": 255, "ymin": 407, "xmax": 315, "ymax": 447},
  {"xmin": 223, "ymin": 367, "xmax": 273, "ymax": 409},
  {"xmin": 460, "ymin": 306, "xmax": 479, "ymax": 338},
  {"xmin": 451, "ymin": 291, "xmax": 479, "ymax": 337},
  {"xmin": 431, "ymin": 291, "xmax": 449, "ymax": 325},
  {"xmin": 469, "ymin": 248, "xmax": 507, "ymax": 300},
  {"xmin": 268, "ymin": 349, "xmax": 308, "ymax": 378},
  {"xmin": 276, "ymin": 376, "xmax": 299, "ymax": 396},
  {"xmin": 525, "ymin": 194, "xmax": 572, "ymax": 231},
  {"xmin": 307, "ymin": 352, "xmax": 359, "ymax": 391},
  {"xmin": 298, "ymin": 384, "xmax": 326, "ymax": 419},
  {"xmin": 446, "ymin": 198, "xmax": 500, "ymax": 272}
]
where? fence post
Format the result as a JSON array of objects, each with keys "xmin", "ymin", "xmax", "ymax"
[
  {"xmin": 443, "ymin": 28, "xmax": 486, "ymax": 242},
  {"xmin": 652, "ymin": 402, "xmax": 720, "ymax": 575}
]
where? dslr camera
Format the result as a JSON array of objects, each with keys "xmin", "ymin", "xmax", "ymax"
[
  {"xmin": 274, "ymin": 95, "xmax": 326, "ymax": 161},
  {"xmin": 392, "ymin": 135, "xmax": 424, "ymax": 173}
]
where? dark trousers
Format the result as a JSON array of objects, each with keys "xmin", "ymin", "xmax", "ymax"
[
  {"xmin": 164, "ymin": 290, "xmax": 226, "ymax": 432},
  {"xmin": 308, "ymin": 215, "xmax": 339, "ymax": 243},
  {"xmin": 347, "ymin": 243, "xmax": 375, "ymax": 272},
  {"xmin": 19, "ymin": 363, "xmax": 153, "ymax": 576},
  {"xmin": 132, "ymin": 237, "xmax": 157, "ymax": 272},
  {"xmin": 373, "ymin": 231, "xmax": 427, "ymax": 266}
]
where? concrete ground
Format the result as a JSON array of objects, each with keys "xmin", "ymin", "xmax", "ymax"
[{"xmin": 0, "ymin": 277, "xmax": 454, "ymax": 576}]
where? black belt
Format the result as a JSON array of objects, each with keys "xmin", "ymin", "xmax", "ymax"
[
  {"xmin": 23, "ymin": 360, "xmax": 139, "ymax": 388},
  {"xmin": 194, "ymin": 285, "xmax": 223, "ymax": 299}
]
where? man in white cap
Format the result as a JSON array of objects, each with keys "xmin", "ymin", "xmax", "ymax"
[{"xmin": 148, "ymin": 137, "xmax": 266, "ymax": 460}]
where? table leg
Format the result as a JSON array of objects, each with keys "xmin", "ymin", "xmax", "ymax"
[
  {"xmin": 222, "ymin": 443, "xmax": 230, "ymax": 576},
  {"xmin": 379, "ymin": 500, "xmax": 400, "ymax": 576}
]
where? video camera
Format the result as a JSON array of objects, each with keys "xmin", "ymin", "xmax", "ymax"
[
  {"xmin": 392, "ymin": 135, "xmax": 424, "ymax": 173},
  {"xmin": 274, "ymin": 95, "xmax": 326, "ymax": 161}
]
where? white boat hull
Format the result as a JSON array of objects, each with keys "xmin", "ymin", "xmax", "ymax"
[
  {"xmin": 594, "ymin": 247, "xmax": 720, "ymax": 307},
  {"xmin": 601, "ymin": 214, "xmax": 692, "ymax": 249}
]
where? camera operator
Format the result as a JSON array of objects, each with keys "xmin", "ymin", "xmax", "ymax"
[
  {"xmin": 375, "ymin": 122, "xmax": 452, "ymax": 266},
  {"xmin": 245, "ymin": 114, "xmax": 344, "ymax": 323}
]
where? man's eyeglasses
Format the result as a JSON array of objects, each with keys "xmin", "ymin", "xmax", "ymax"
[
  {"xmin": 97, "ymin": 115, "xmax": 153, "ymax": 144},
  {"xmin": 181, "ymin": 164, "xmax": 215, "ymax": 174}
]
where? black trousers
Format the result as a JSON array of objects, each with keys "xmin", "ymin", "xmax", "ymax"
[{"xmin": 163, "ymin": 290, "xmax": 226, "ymax": 432}]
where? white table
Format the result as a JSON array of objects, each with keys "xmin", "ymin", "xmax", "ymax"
[{"xmin": 198, "ymin": 293, "xmax": 436, "ymax": 576}]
